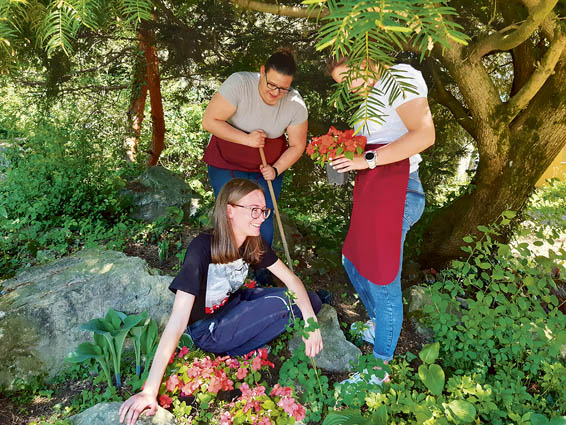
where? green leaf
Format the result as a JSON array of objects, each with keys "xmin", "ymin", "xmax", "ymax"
[
  {"xmin": 371, "ymin": 405, "xmax": 387, "ymax": 425},
  {"xmin": 418, "ymin": 363, "xmax": 445, "ymax": 395},
  {"xmin": 446, "ymin": 400, "xmax": 476, "ymax": 423},
  {"xmin": 463, "ymin": 236, "xmax": 473, "ymax": 243},
  {"xmin": 549, "ymin": 416, "xmax": 566, "ymax": 425},
  {"xmin": 322, "ymin": 409, "xmax": 369, "ymax": 425},
  {"xmin": 531, "ymin": 413, "xmax": 549, "ymax": 425},
  {"xmin": 419, "ymin": 342, "xmax": 440, "ymax": 364}
]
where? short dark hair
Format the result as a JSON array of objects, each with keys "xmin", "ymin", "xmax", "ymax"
[
  {"xmin": 325, "ymin": 54, "xmax": 349, "ymax": 76},
  {"xmin": 265, "ymin": 49, "xmax": 296, "ymax": 77}
]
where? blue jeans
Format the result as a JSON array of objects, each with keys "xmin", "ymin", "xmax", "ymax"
[
  {"xmin": 208, "ymin": 165, "xmax": 284, "ymax": 246},
  {"xmin": 187, "ymin": 288, "xmax": 322, "ymax": 356},
  {"xmin": 343, "ymin": 171, "xmax": 425, "ymax": 361}
]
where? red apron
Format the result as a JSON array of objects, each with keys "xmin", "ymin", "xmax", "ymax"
[
  {"xmin": 203, "ymin": 134, "xmax": 287, "ymax": 172},
  {"xmin": 342, "ymin": 145, "xmax": 409, "ymax": 285}
]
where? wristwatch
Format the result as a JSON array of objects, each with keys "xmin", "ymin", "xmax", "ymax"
[{"xmin": 364, "ymin": 150, "xmax": 377, "ymax": 169}]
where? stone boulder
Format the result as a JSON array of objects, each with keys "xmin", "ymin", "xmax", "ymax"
[
  {"xmin": 69, "ymin": 402, "xmax": 177, "ymax": 425},
  {"xmin": 0, "ymin": 249, "xmax": 174, "ymax": 388},
  {"xmin": 288, "ymin": 305, "xmax": 361, "ymax": 372},
  {"xmin": 404, "ymin": 285, "xmax": 435, "ymax": 343},
  {"xmin": 123, "ymin": 166, "xmax": 200, "ymax": 222}
]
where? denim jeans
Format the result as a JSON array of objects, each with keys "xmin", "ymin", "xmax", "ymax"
[
  {"xmin": 208, "ymin": 165, "xmax": 284, "ymax": 246},
  {"xmin": 187, "ymin": 287, "xmax": 322, "ymax": 356},
  {"xmin": 343, "ymin": 170, "xmax": 425, "ymax": 361}
]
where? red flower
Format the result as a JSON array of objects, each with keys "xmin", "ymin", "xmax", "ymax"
[
  {"xmin": 178, "ymin": 346, "xmax": 190, "ymax": 358},
  {"xmin": 158, "ymin": 394, "xmax": 173, "ymax": 409}
]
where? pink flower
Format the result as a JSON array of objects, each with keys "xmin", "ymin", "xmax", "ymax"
[
  {"xmin": 165, "ymin": 374, "xmax": 179, "ymax": 392},
  {"xmin": 220, "ymin": 411, "xmax": 234, "ymax": 425},
  {"xmin": 226, "ymin": 358, "xmax": 240, "ymax": 369},
  {"xmin": 270, "ymin": 384, "xmax": 292, "ymax": 398},
  {"xmin": 181, "ymin": 380, "xmax": 200, "ymax": 396},
  {"xmin": 239, "ymin": 383, "xmax": 252, "ymax": 399},
  {"xmin": 158, "ymin": 394, "xmax": 173, "ymax": 409},
  {"xmin": 208, "ymin": 376, "xmax": 223, "ymax": 394},
  {"xmin": 236, "ymin": 367, "xmax": 248, "ymax": 380},
  {"xmin": 257, "ymin": 417, "xmax": 271, "ymax": 425},
  {"xmin": 277, "ymin": 396, "xmax": 306, "ymax": 421},
  {"xmin": 178, "ymin": 346, "xmax": 190, "ymax": 358},
  {"xmin": 251, "ymin": 356, "xmax": 262, "ymax": 371}
]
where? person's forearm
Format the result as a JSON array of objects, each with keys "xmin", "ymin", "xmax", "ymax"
[
  {"xmin": 140, "ymin": 324, "xmax": 186, "ymax": 396},
  {"xmin": 202, "ymin": 117, "xmax": 249, "ymax": 146},
  {"xmin": 273, "ymin": 143, "xmax": 304, "ymax": 174},
  {"xmin": 374, "ymin": 126, "xmax": 435, "ymax": 166}
]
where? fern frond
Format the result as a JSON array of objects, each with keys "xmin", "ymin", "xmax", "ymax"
[
  {"xmin": 120, "ymin": 0, "xmax": 153, "ymax": 26},
  {"xmin": 41, "ymin": 2, "xmax": 81, "ymax": 56}
]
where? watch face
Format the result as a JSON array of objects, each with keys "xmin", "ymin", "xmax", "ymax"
[{"xmin": 365, "ymin": 152, "xmax": 375, "ymax": 160}]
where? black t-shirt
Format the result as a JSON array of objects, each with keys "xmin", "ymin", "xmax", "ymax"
[{"xmin": 169, "ymin": 232, "xmax": 278, "ymax": 325}]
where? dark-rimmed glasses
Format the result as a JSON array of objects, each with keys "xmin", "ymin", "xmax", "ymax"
[
  {"xmin": 265, "ymin": 74, "xmax": 291, "ymax": 94},
  {"xmin": 231, "ymin": 204, "xmax": 272, "ymax": 219}
]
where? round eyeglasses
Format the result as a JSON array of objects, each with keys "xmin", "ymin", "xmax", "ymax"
[
  {"xmin": 265, "ymin": 74, "xmax": 291, "ymax": 94},
  {"xmin": 231, "ymin": 204, "xmax": 272, "ymax": 219}
]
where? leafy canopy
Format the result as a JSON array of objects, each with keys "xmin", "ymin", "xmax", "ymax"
[{"xmin": 306, "ymin": 0, "xmax": 469, "ymax": 130}]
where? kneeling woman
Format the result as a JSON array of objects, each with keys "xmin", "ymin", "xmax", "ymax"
[{"xmin": 120, "ymin": 178, "xmax": 323, "ymax": 425}]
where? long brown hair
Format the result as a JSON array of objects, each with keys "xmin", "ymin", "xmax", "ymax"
[{"xmin": 211, "ymin": 178, "xmax": 265, "ymax": 265}]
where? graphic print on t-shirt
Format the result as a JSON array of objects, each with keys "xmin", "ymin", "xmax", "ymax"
[{"xmin": 205, "ymin": 258, "xmax": 249, "ymax": 314}]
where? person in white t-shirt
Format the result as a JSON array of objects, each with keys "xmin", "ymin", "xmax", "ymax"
[{"xmin": 327, "ymin": 57, "xmax": 435, "ymax": 382}]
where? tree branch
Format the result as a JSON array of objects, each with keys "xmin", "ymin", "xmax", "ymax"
[
  {"xmin": 428, "ymin": 65, "xmax": 477, "ymax": 139},
  {"xmin": 471, "ymin": 0, "xmax": 558, "ymax": 60},
  {"xmin": 507, "ymin": 26, "xmax": 566, "ymax": 120},
  {"xmin": 226, "ymin": 0, "xmax": 328, "ymax": 19}
]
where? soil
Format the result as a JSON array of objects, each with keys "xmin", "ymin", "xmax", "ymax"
[{"xmin": 0, "ymin": 223, "xmax": 429, "ymax": 425}]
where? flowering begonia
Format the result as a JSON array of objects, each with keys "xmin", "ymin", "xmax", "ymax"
[
  {"xmin": 158, "ymin": 394, "xmax": 173, "ymax": 409},
  {"xmin": 307, "ymin": 126, "xmax": 367, "ymax": 165}
]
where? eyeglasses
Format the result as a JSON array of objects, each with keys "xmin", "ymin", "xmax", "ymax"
[
  {"xmin": 264, "ymin": 74, "xmax": 291, "ymax": 94},
  {"xmin": 231, "ymin": 204, "xmax": 272, "ymax": 219}
]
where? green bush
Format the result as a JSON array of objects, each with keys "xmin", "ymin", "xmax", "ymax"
[{"xmin": 0, "ymin": 120, "xmax": 132, "ymax": 276}]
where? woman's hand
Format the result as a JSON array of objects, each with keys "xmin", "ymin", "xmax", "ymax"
[
  {"xmin": 246, "ymin": 130, "xmax": 266, "ymax": 148},
  {"xmin": 260, "ymin": 164, "xmax": 277, "ymax": 181},
  {"xmin": 119, "ymin": 391, "xmax": 159, "ymax": 425},
  {"xmin": 302, "ymin": 327, "xmax": 323, "ymax": 358},
  {"xmin": 330, "ymin": 154, "xmax": 368, "ymax": 173}
]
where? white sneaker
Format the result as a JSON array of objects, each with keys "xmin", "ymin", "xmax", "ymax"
[
  {"xmin": 352, "ymin": 320, "xmax": 375, "ymax": 344},
  {"xmin": 341, "ymin": 368, "xmax": 389, "ymax": 386}
]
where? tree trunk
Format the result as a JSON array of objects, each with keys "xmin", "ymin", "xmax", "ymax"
[
  {"xmin": 419, "ymin": 56, "xmax": 566, "ymax": 267},
  {"xmin": 140, "ymin": 27, "xmax": 165, "ymax": 167},
  {"xmin": 124, "ymin": 33, "xmax": 149, "ymax": 163}
]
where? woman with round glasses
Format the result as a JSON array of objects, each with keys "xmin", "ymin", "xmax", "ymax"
[
  {"xmin": 119, "ymin": 178, "xmax": 322, "ymax": 425},
  {"xmin": 202, "ymin": 49, "xmax": 308, "ymax": 284}
]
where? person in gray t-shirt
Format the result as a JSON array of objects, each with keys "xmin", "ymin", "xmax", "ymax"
[{"xmin": 202, "ymin": 50, "xmax": 308, "ymax": 285}]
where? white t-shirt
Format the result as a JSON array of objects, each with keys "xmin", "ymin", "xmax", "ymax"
[
  {"xmin": 218, "ymin": 72, "xmax": 308, "ymax": 139},
  {"xmin": 354, "ymin": 64, "xmax": 428, "ymax": 173}
]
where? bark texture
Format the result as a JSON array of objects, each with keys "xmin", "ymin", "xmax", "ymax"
[
  {"xmin": 124, "ymin": 32, "xmax": 149, "ymax": 163},
  {"xmin": 141, "ymin": 27, "xmax": 165, "ymax": 167}
]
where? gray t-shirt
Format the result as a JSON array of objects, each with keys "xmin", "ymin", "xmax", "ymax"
[{"xmin": 218, "ymin": 72, "xmax": 308, "ymax": 139}]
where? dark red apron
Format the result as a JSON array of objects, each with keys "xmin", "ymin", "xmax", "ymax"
[
  {"xmin": 203, "ymin": 134, "xmax": 287, "ymax": 172},
  {"xmin": 342, "ymin": 145, "xmax": 409, "ymax": 285}
]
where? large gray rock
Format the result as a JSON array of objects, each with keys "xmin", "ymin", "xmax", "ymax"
[
  {"xmin": 0, "ymin": 249, "xmax": 174, "ymax": 388},
  {"xmin": 404, "ymin": 285, "xmax": 436, "ymax": 343},
  {"xmin": 123, "ymin": 166, "xmax": 199, "ymax": 222},
  {"xmin": 289, "ymin": 305, "xmax": 361, "ymax": 372},
  {"xmin": 69, "ymin": 402, "xmax": 177, "ymax": 425}
]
